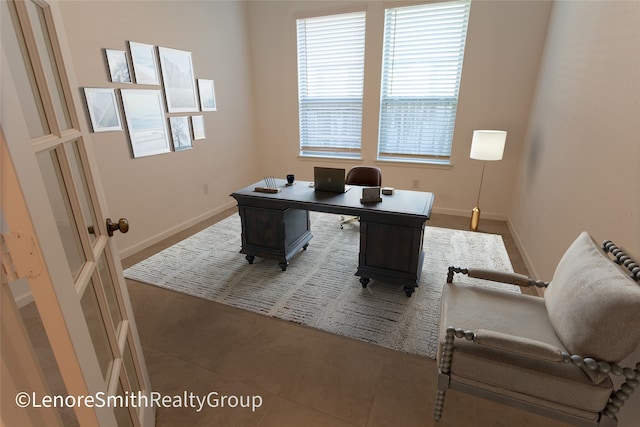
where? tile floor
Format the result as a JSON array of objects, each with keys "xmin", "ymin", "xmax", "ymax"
[{"xmin": 121, "ymin": 209, "xmax": 571, "ymax": 427}]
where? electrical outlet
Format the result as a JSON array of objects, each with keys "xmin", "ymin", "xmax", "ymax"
[{"xmin": 202, "ymin": 184, "xmax": 209, "ymax": 194}]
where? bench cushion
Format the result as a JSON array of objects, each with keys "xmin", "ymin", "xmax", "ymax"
[
  {"xmin": 439, "ymin": 281, "xmax": 613, "ymax": 416},
  {"xmin": 545, "ymin": 232, "xmax": 640, "ymax": 382}
]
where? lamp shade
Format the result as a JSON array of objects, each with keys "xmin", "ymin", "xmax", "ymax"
[{"xmin": 469, "ymin": 130, "xmax": 507, "ymax": 161}]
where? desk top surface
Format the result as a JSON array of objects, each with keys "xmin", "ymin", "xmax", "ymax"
[{"xmin": 231, "ymin": 180, "xmax": 434, "ymax": 219}]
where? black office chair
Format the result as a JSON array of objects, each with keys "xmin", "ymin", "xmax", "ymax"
[{"xmin": 340, "ymin": 166, "xmax": 382, "ymax": 228}]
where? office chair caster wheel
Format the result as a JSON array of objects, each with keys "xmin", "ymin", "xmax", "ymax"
[
  {"xmin": 404, "ymin": 287, "xmax": 414, "ymax": 297},
  {"xmin": 359, "ymin": 277, "xmax": 370, "ymax": 288}
]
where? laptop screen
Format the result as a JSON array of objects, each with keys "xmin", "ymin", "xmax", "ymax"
[{"xmin": 314, "ymin": 167, "xmax": 348, "ymax": 193}]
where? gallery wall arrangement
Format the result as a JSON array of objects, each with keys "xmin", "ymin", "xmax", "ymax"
[{"xmin": 83, "ymin": 41, "xmax": 216, "ymax": 158}]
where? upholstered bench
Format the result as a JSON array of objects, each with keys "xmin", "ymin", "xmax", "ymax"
[{"xmin": 434, "ymin": 232, "xmax": 640, "ymax": 427}]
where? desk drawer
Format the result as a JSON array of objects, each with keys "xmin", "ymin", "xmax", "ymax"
[{"xmin": 237, "ymin": 206, "xmax": 311, "ymax": 265}]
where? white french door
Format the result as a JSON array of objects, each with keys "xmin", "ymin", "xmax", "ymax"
[{"xmin": 1, "ymin": 1, "xmax": 153, "ymax": 426}]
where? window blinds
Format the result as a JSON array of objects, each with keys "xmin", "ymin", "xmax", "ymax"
[
  {"xmin": 378, "ymin": 0, "xmax": 470, "ymax": 162},
  {"xmin": 296, "ymin": 11, "xmax": 366, "ymax": 157}
]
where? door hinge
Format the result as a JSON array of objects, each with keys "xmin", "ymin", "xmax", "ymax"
[{"xmin": 1, "ymin": 232, "xmax": 43, "ymax": 283}]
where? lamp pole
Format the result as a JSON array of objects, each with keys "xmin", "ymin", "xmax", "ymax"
[
  {"xmin": 470, "ymin": 160, "xmax": 486, "ymax": 231},
  {"xmin": 469, "ymin": 130, "xmax": 507, "ymax": 231}
]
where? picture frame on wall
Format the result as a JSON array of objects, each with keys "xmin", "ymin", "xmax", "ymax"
[
  {"xmin": 169, "ymin": 117, "xmax": 192, "ymax": 151},
  {"xmin": 121, "ymin": 89, "xmax": 171, "ymax": 158},
  {"xmin": 83, "ymin": 88, "xmax": 122, "ymax": 132},
  {"xmin": 158, "ymin": 47, "xmax": 199, "ymax": 113},
  {"xmin": 105, "ymin": 49, "xmax": 131, "ymax": 83},
  {"xmin": 129, "ymin": 41, "xmax": 160, "ymax": 85},
  {"xmin": 191, "ymin": 115, "xmax": 206, "ymax": 140},
  {"xmin": 198, "ymin": 79, "xmax": 217, "ymax": 111}
]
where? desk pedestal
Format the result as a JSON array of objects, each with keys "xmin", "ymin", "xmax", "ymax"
[
  {"xmin": 231, "ymin": 182, "xmax": 432, "ymax": 297},
  {"xmin": 236, "ymin": 205, "xmax": 424, "ymax": 296},
  {"xmin": 357, "ymin": 216, "xmax": 425, "ymax": 297},
  {"xmin": 238, "ymin": 206, "xmax": 312, "ymax": 271}
]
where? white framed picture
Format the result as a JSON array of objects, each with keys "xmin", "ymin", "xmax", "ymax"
[
  {"xmin": 129, "ymin": 41, "xmax": 160, "ymax": 85},
  {"xmin": 121, "ymin": 89, "xmax": 171, "ymax": 158},
  {"xmin": 191, "ymin": 115, "xmax": 206, "ymax": 140},
  {"xmin": 105, "ymin": 49, "xmax": 131, "ymax": 83},
  {"xmin": 169, "ymin": 116, "xmax": 192, "ymax": 151},
  {"xmin": 198, "ymin": 79, "xmax": 217, "ymax": 111},
  {"xmin": 83, "ymin": 88, "xmax": 122, "ymax": 132},
  {"xmin": 158, "ymin": 47, "xmax": 199, "ymax": 113}
]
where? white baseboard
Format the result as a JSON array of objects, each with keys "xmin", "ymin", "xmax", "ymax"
[
  {"xmin": 10, "ymin": 202, "xmax": 237, "ymax": 307},
  {"xmin": 116, "ymin": 202, "xmax": 508, "ymax": 264},
  {"xmin": 431, "ymin": 208, "xmax": 542, "ymax": 296},
  {"xmin": 431, "ymin": 206, "xmax": 507, "ymax": 221},
  {"xmin": 118, "ymin": 201, "xmax": 237, "ymax": 259},
  {"xmin": 506, "ymin": 218, "xmax": 544, "ymax": 296}
]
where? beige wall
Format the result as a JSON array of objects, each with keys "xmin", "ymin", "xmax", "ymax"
[
  {"xmin": 58, "ymin": 0, "xmax": 259, "ymax": 257},
  {"xmin": 509, "ymin": 0, "xmax": 640, "ymax": 279},
  {"xmin": 54, "ymin": 1, "xmax": 640, "ymax": 422},
  {"xmin": 57, "ymin": 0, "xmax": 639, "ymax": 269},
  {"xmin": 509, "ymin": 3, "xmax": 640, "ymax": 424},
  {"xmin": 58, "ymin": 0, "xmax": 552, "ymax": 254},
  {"xmin": 247, "ymin": 0, "xmax": 552, "ymax": 218}
]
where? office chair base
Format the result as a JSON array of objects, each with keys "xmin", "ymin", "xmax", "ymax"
[{"xmin": 340, "ymin": 215, "xmax": 359, "ymax": 229}]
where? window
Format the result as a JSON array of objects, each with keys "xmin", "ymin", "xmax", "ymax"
[
  {"xmin": 378, "ymin": 0, "xmax": 471, "ymax": 163},
  {"xmin": 296, "ymin": 11, "xmax": 366, "ymax": 158}
]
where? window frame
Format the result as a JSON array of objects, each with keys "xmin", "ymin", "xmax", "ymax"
[
  {"xmin": 296, "ymin": 9, "xmax": 367, "ymax": 159},
  {"xmin": 377, "ymin": 0, "xmax": 471, "ymax": 165}
]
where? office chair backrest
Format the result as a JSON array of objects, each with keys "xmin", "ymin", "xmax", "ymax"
[{"xmin": 345, "ymin": 166, "xmax": 382, "ymax": 187}]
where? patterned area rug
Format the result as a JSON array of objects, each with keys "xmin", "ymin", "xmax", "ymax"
[{"xmin": 124, "ymin": 212, "xmax": 516, "ymax": 359}]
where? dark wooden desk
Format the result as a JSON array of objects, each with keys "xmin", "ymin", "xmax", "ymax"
[{"xmin": 230, "ymin": 180, "xmax": 434, "ymax": 296}]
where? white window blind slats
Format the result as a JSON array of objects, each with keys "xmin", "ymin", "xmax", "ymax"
[
  {"xmin": 299, "ymin": 101, "xmax": 362, "ymax": 152},
  {"xmin": 378, "ymin": 0, "xmax": 470, "ymax": 162},
  {"xmin": 297, "ymin": 11, "xmax": 365, "ymax": 156}
]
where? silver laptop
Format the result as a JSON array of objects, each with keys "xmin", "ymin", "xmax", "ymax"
[{"xmin": 313, "ymin": 167, "xmax": 351, "ymax": 193}]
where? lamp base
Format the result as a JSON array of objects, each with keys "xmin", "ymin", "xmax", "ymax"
[{"xmin": 470, "ymin": 206, "xmax": 480, "ymax": 231}]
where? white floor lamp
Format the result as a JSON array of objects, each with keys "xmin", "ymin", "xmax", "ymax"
[{"xmin": 469, "ymin": 130, "xmax": 507, "ymax": 231}]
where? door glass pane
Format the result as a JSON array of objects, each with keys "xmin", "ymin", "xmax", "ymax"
[
  {"xmin": 25, "ymin": 0, "xmax": 72, "ymax": 131},
  {"xmin": 36, "ymin": 149, "xmax": 86, "ymax": 280},
  {"xmin": 123, "ymin": 339, "xmax": 141, "ymax": 396},
  {"xmin": 80, "ymin": 280, "xmax": 113, "ymax": 381},
  {"xmin": 115, "ymin": 380, "xmax": 134, "ymax": 427},
  {"xmin": 15, "ymin": 280, "xmax": 79, "ymax": 426},
  {"xmin": 0, "ymin": 0, "xmax": 49, "ymax": 137},
  {"xmin": 97, "ymin": 253, "xmax": 123, "ymax": 331},
  {"xmin": 66, "ymin": 140, "xmax": 98, "ymax": 245}
]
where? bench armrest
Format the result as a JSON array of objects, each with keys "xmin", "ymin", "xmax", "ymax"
[{"xmin": 447, "ymin": 266, "xmax": 549, "ymax": 288}]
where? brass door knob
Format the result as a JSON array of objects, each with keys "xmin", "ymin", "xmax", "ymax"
[{"xmin": 106, "ymin": 218, "xmax": 129, "ymax": 236}]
